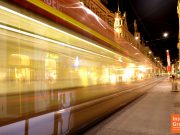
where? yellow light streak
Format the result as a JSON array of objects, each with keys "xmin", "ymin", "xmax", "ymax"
[
  {"xmin": 0, "ymin": 5, "xmax": 131, "ymax": 62},
  {"xmin": 0, "ymin": 24, "xmax": 118, "ymax": 61},
  {"xmin": 122, "ymin": 68, "xmax": 135, "ymax": 82},
  {"xmin": 110, "ymin": 75, "xmax": 117, "ymax": 84},
  {"xmin": 138, "ymin": 65, "xmax": 146, "ymax": 72}
]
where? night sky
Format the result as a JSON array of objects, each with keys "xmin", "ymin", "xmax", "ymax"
[{"xmin": 102, "ymin": 0, "xmax": 179, "ymax": 66}]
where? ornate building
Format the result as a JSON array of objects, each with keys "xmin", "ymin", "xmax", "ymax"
[
  {"xmin": 80, "ymin": 0, "xmax": 158, "ymax": 69},
  {"xmin": 114, "ymin": 6, "xmax": 128, "ymax": 41},
  {"xmin": 80, "ymin": 0, "xmax": 131, "ymax": 42},
  {"xmin": 134, "ymin": 20, "xmax": 141, "ymax": 43}
]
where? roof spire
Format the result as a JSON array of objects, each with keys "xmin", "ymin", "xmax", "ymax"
[
  {"xmin": 117, "ymin": 0, "xmax": 120, "ymax": 14},
  {"xmin": 118, "ymin": 4, "xmax": 120, "ymax": 12},
  {"xmin": 134, "ymin": 20, "xmax": 137, "ymax": 32}
]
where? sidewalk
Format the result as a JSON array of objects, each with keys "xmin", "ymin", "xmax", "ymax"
[{"xmin": 84, "ymin": 78, "xmax": 180, "ymax": 135}]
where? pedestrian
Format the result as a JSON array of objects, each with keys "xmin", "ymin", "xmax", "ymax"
[{"xmin": 172, "ymin": 74, "xmax": 175, "ymax": 81}]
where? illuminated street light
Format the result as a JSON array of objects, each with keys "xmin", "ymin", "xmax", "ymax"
[
  {"xmin": 146, "ymin": 32, "xmax": 169, "ymax": 43},
  {"xmin": 135, "ymin": 36, "xmax": 139, "ymax": 40},
  {"xmin": 148, "ymin": 51, "xmax": 152, "ymax": 54},
  {"xmin": 163, "ymin": 32, "xmax": 168, "ymax": 38}
]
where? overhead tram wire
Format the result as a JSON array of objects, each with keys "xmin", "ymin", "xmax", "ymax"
[{"xmin": 146, "ymin": 34, "xmax": 178, "ymax": 44}]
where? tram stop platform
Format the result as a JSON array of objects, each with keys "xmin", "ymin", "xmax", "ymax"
[{"xmin": 84, "ymin": 78, "xmax": 180, "ymax": 135}]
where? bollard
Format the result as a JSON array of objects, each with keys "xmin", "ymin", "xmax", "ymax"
[{"xmin": 172, "ymin": 81, "xmax": 178, "ymax": 92}]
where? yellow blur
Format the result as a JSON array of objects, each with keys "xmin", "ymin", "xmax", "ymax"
[{"xmin": 0, "ymin": 4, "xmax": 154, "ymax": 94}]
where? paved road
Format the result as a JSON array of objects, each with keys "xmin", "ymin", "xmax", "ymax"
[{"xmin": 84, "ymin": 78, "xmax": 180, "ymax": 135}]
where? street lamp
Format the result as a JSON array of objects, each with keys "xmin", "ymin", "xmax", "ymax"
[
  {"xmin": 135, "ymin": 36, "xmax": 139, "ymax": 40},
  {"xmin": 163, "ymin": 32, "xmax": 168, "ymax": 38},
  {"xmin": 146, "ymin": 32, "xmax": 169, "ymax": 43}
]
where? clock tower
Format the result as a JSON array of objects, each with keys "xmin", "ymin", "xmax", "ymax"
[{"xmin": 114, "ymin": 5, "xmax": 127, "ymax": 41}]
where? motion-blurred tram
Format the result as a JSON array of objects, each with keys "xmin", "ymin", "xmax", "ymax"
[
  {"xmin": 0, "ymin": 1, "xmax": 163, "ymax": 134},
  {"xmin": 0, "ymin": 1, "xmax": 157, "ymax": 95}
]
